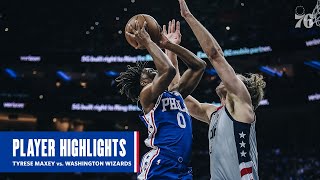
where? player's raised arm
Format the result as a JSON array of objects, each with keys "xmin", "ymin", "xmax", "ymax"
[
  {"xmin": 161, "ymin": 20, "xmax": 214, "ymax": 123},
  {"xmin": 178, "ymin": 0, "xmax": 251, "ymax": 105},
  {"xmin": 160, "ymin": 20, "xmax": 207, "ymax": 98},
  {"xmin": 162, "ymin": 19, "xmax": 182, "ymax": 90},
  {"xmin": 126, "ymin": 21, "xmax": 176, "ymax": 107}
]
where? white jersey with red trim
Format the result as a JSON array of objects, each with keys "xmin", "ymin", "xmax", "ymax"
[{"xmin": 209, "ymin": 106, "xmax": 259, "ymax": 180}]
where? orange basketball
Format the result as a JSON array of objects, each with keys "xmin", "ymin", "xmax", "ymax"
[{"xmin": 125, "ymin": 14, "xmax": 161, "ymax": 49}]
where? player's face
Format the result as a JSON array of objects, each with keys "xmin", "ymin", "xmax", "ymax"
[
  {"xmin": 216, "ymin": 75, "xmax": 245, "ymax": 99},
  {"xmin": 140, "ymin": 68, "xmax": 158, "ymax": 86}
]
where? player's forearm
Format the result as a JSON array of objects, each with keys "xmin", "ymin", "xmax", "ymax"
[
  {"xmin": 145, "ymin": 41, "xmax": 176, "ymax": 75},
  {"xmin": 184, "ymin": 14, "xmax": 224, "ymax": 60},
  {"xmin": 165, "ymin": 50, "xmax": 179, "ymax": 69},
  {"xmin": 165, "ymin": 42, "xmax": 206, "ymax": 70},
  {"xmin": 185, "ymin": 96, "xmax": 211, "ymax": 124},
  {"xmin": 166, "ymin": 49, "xmax": 180, "ymax": 90}
]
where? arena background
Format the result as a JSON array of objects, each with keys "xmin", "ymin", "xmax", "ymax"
[{"xmin": 0, "ymin": 0, "xmax": 319, "ymax": 179}]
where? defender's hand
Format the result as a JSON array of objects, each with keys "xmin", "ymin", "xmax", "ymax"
[
  {"xmin": 126, "ymin": 21, "xmax": 152, "ymax": 49},
  {"xmin": 160, "ymin": 20, "xmax": 181, "ymax": 48},
  {"xmin": 178, "ymin": 0, "xmax": 192, "ymax": 18}
]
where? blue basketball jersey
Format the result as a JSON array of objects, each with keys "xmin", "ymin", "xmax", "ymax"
[{"xmin": 139, "ymin": 91, "xmax": 193, "ymax": 163}]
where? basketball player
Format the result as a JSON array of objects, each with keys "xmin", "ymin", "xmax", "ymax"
[
  {"xmin": 116, "ymin": 20, "xmax": 206, "ymax": 179},
  {"xmin": 175, "ymin": 0, "xmax": 266, "ymax": 179}
]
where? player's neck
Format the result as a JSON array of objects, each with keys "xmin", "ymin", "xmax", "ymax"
[{"xmin": 220, "ymin": 98, "xmax": 226, "ymax": 106}]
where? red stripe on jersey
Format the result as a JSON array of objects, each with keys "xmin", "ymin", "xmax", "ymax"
[
  {"xmin": 240, "ymin": 167, "xmax": 253, "ymax": 177},
  {"xmin": 144, "ymin": 149, "xmax": 160, "ymax": 179},
  {"xmin": 217, "ymin": 106, "xmax": 223, "ymax": 111},
  {"xmin": 136, "ymin": 131, "xmax": 140, "ymax": 173},
  {"xmin": 150, "ymin": 111, "xmax": 157, "ymax": 147}
]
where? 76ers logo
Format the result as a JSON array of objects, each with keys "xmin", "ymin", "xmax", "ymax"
[{"xmin": 295, "ymin": 0, "xmax": 320, "ymax": 28}]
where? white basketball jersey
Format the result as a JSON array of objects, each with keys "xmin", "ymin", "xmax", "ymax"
[{"xmin": 208, "ymin": 106, "xmax": 259, "ymax": 180}]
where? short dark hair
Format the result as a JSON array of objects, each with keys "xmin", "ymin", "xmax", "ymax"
[
  {"xmin": 115, "ymin": 61, "xmax": 147, "ymax": 102},
  {"xmin": 240, "ymin": 73, "xmax": 266, "ymax": 110}
]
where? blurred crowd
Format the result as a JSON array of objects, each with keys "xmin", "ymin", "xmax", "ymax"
[{"xmin": 259, "ymin": 148, "xmax": 320, "ymax": 180}]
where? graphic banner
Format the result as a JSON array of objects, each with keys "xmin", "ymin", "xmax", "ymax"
[{"xmin": 0, "ymin": 131, "xmax": 139, "ymax": 172}]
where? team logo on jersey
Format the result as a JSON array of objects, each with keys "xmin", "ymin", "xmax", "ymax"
[{"xmin": 161, "ymin": 98, "xmax": 187, "ymax": 112}]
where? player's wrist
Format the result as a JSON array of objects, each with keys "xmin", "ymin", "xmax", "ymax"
[
  {"xmin": 183, "ymin": 13, "xmax": 194, "ymax": 20},
  {"xmin": 143, "ymin": 39, "xmax": 155, "ymax": 47},
  {"xmin": 166, "ymin": 49, "xmax": 177, "ymax": 57},
  {"xmin": 162, "ymin": 41, "xmax": 175, "ymax": 49}
]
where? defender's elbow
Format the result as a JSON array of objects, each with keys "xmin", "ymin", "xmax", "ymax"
[{"xmin": 192, "ymin": 59, "xmax": 207, "ymax": 71}]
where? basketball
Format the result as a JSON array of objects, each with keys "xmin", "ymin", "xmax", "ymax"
[{"xmin": 125, "ymin": 14, "xmax": 161, "ymax": 48}]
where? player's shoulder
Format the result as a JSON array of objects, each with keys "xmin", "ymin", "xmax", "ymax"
[
  {"xmin": 208, "ymin": 105, "xmax": 224, "ymax": 120},
  {"xmin": 225, "ymin": 103, "xmax": 255, "ymax": 124}
]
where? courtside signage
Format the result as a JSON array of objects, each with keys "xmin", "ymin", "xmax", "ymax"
[{"xmin": 0, "ymin": 132, "xmax": 139, "ymax": 172}]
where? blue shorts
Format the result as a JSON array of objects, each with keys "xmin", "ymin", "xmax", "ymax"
[{"xmin": 138, "ymin": 149, "xmax": 192, "ymax": 180}]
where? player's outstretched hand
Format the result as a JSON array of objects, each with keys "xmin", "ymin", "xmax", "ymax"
[
  {"xmin": 126, "ymin": 21, "xmax": 152, "ymax": 49},
  {"xmin": 178, "ymin": 0, "xmax": 192, "ymax": 18},
  {"xmin": 160, "ymin": 19, "xmax": 182, "ymax": 48}
]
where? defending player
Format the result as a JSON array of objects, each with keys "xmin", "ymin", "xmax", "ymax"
[
  {"xmin": 176, "ymin": 0, "xmax": 266, "ymax": 179},
  {"xmin": 116, "ymin": 20, "xmax": 206, "ymax": 179}
]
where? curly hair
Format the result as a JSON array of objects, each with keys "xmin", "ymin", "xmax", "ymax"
[
  {"xmin": 239, "ymin": 73, "xmax": 266, "ymax": 110},
  {"xmin": 115, "ymin": 61, "xmax": 148, "ymax": 102}
]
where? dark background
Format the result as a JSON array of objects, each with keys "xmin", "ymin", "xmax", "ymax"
[{"xmin": 0, "ymin": 0, "xmax": 319, "ymax": 179}]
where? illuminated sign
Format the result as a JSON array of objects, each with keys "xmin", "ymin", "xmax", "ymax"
[
  {"xmin": 3, "ymin": 102, "xmax": 25, "ymax": 109},
  {"xmin": 20, "ymin": 56, "xmax": 41, "ymax": 62},
  {"xmin": 308, "ymin": 93, "xmax": 320, "ymax": 101},
  {"xmin": 259, "ymin": 66, "xmax": 283, "ymax": 77},
  {"xmin": 197, "ymin": 46, "xmax": 272, "ymax": 58},
  {"xmin": 71, "ymin": 103, "xmax": 140, "ymax": 112},
  {"xmin": 81, "ymin": 55, "xmax": 152, "ymax": 63},
  {"xmin": 259, "ymin": 99, "xmax": 270, "ymax": 106},
  {"xmin": 305, "ymin": 38, "xmax": 320, "ymax": 47}
]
